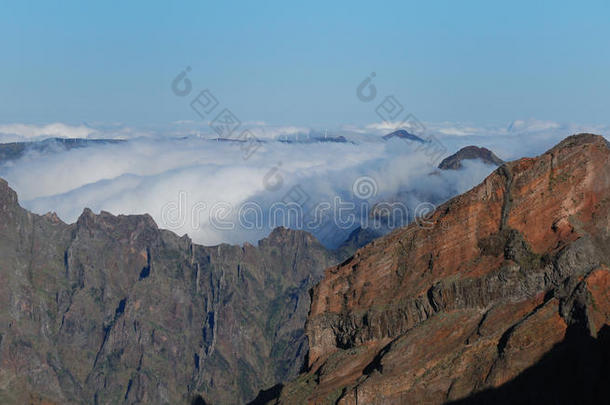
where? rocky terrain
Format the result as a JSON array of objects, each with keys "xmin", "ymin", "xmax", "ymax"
[
  {"xmin": 438, "ymin": 145, "xmax": 504, "ymax": 170},
  {"xmin": 263, "ymin": 134, "xmax": 610, "ymax": 404},
  {"xmin": 2, "ymin": 133, "xmax": 609, "ymax": 405},
  {"xmin": 0, "ymin": 177, "xmax": 358, "ymax": 404}
]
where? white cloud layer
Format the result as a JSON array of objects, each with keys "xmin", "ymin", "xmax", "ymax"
[{"xmin": 0, "ymin": 120, "xmax": 608, "ymax": 247}]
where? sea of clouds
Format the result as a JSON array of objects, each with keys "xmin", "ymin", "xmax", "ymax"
[{"xmin": 0, "ymin": 119, "xmax": 608, "ymax": 247}]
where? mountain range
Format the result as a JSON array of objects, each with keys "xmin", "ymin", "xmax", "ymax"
[
  {"xmin": 0, "ymin": 178, "xmax": 361, "ymax": 404},
  {"xmin": 0, "ymin": 138, "xmax": 124, "ymax": 166},
  {"xmin": 258, "ymin": 134, "xmax": 610, "ymax": 404},
  {"xmin": 0, "ymin": 134, "xmax": 608, "ymax": 404}
]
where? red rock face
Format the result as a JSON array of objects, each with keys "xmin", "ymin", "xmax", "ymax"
[{"xmin": 272, "ymin": 134, "xmax": 610, "ymax": 404}]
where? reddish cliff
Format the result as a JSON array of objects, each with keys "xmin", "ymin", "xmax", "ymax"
[{"xmin": 268, "ymin": 134, "xmax": 610, "ymax": 404}]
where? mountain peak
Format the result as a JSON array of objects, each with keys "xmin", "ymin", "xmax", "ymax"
[
  {"xmin": 0, "ymin": 178, "xmax": 18, "ymax": 210},
  {"xmin": 382, "ymin": 129, "xmax": 425, "ymax": 142},
  {"xmin": 75, "ymin": 207, "xmax": 159, "ymax": 244},
  {"xmin": 438, "ymin": 145, "xmax": 504, "ymax": 170},
  {"xmin": 548, "ymin": 132, "xmax": 609, "ymax": 152},
  {"xmin": 260, "ymin": 226, "xmax": 321, "ymax": 248}
]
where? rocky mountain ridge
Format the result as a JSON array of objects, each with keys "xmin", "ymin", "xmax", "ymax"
[
  {"xmin": 382, "ymin": 129, "xmax": 425, "ymax": 143},
  {"xmin": 438, "ymin": 145, "xmax": 504, "ymax": 170},
  {"xmin": 0, "ymin": 178, "xmax": 353, "ymax": 405},
  {"xmin": 263, "ymin": 134, "xmax": 610, "ymax": 404},
  {"xmin": 2, "ymin": 134, "xmax": 609, "ymax": 405}
]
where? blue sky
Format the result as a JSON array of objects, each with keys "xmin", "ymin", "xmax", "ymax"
[{"xmin": 1, "ymin": 0, "xmax": 609, "ymax": 127}]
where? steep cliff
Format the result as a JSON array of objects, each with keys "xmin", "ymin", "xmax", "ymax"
[
  {"xmin": 0, "ymin": 178, "xmax": 341, "ymax": 404},
  {"xmin": 267, "ymin": 134, "xmax": 610, "ymax": 404}
]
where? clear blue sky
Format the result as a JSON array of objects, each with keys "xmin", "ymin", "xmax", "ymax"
[{"xmin": 1, "ymin": 0, "xmax": 609, "ymax": 127}]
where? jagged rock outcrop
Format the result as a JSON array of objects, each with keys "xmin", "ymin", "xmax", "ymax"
[
  {"xmin": 265, "ymin": 134, "xmax": 610, "ymax": 404},
  {"xmin": 0, "ymin": 177, "xmax": 344, "ymax": 405},
  {"xmin": 438, "ymin": 145, "xmax": 504, "ymax": 170}
]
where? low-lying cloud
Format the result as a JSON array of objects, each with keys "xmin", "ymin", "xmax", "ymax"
[{"xmin": 0, "ymin": 120, "xmax": 607, "ymax": 247}]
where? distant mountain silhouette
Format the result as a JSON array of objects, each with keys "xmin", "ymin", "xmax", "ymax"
[
  {"xmin": 382, "ymin": 129, "xmax": 426, "ymax": 142},
  {"xmin": 438, "ymin": 145, "xmax": 504, "ymax": 169},
  {"xmin": 0, "ymin": 137, "xmax": 124, "ymax": 165}
]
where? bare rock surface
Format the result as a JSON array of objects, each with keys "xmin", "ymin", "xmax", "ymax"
[
  {"xmin": 0, "ymin": 178, "xmax": 343, "ymax": 404},
  {"xmin": 265, "ymin": 134, "xmax": 610, "ymax": 404}
]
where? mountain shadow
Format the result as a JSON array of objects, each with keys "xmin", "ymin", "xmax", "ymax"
[{"xmin": 448, "ymin": 325, "xmax": 610, "ymax": 405}]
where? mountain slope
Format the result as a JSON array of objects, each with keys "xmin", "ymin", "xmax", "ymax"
[
  {"xmin": 0, "ymin": 179, "xmax": 343, "ymax": 404},
  {"xmin": 267, "ymin": 134, "xmax": 610, "ymax": 404}
]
